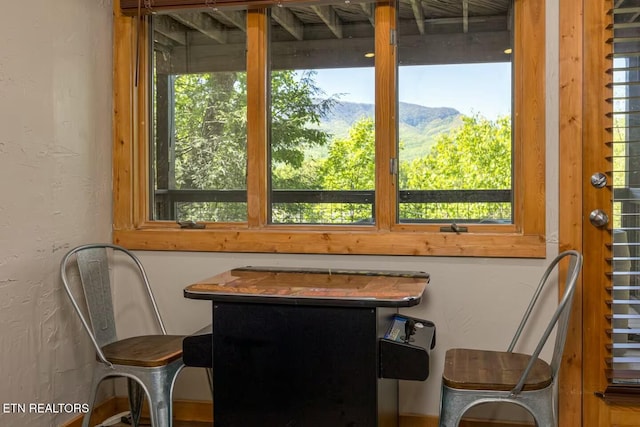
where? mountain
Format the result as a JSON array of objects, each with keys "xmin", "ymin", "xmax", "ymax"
[{"xmin": 314, "ymin": 101, "xmax": 463, "ymax": 161}]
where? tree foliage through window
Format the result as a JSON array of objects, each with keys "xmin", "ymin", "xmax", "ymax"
[{"xmin": 161, "ymin": 71, "xmax": 511, "ymax": 224}]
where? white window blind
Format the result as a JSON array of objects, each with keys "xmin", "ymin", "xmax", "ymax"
[{"xmin": 607, "ymin": 0, "xmax": 640, "ymax": 390}]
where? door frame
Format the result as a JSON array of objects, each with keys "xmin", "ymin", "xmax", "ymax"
[
  {"xmin": 558, "ymin": 0, "xmax": 586, "ymax": 424},
  {"xmin": 559, "ymin": 0, "xmax": 640, "ymax": 425}
]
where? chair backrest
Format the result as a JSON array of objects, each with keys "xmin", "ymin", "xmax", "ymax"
[
  {"xmin": 507, "ymin": 250, "xmax": 583, "ymax": 395},
  {"xmin": 60, "ymin": 243, "xmax": 166, "ymax": 365}
]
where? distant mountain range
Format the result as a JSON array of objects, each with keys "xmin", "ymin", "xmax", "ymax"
[{"xmin": 314, "ymin": 101, "xmax": 463, "ymax": 161}]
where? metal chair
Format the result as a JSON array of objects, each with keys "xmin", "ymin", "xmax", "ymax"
[
  {"xmin": 61, "ymin": 243, "xmax": 186, "ymax": 427},
  {"xmin": 438, "ymin": 250, "xmax": 583, "ymax": 427}
]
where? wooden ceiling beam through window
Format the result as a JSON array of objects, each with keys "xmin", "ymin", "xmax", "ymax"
[
  {"xmin": 120, "ymin": 0, "xmax": 336, "ymax": 16},
  {"xmin": 360, "ymin": 3, "xmax": 374, "ymax": 26},
  {"xmin": 157, "ymin": 28, "xmax": 509, "ymax": 74},
  {"xmin": 272, "ymin": 6, "xmax": 304, "ymax": 40},
  {"xmin": 209, "ymin": 9, "xmax": 247, "ymax": 32},
  {"xmin": 143, "ymin": 0, "xmax": 513, "ymax": 75},
  {"xmin": 154, "ymin": 15, "xmax": 188, "ymax": 45},
  {"xmin": 172, "ymin": 11, "xmax": 228, "ymax": 43},
  {"xmin": 409, "ymin": 0, "xmax": 425, "ymax": 35},
  {"xmin": 154, "ymin": 32, "xmax": 180, "ymax": 49},
  {"xmin": 310, "ymin": 5, "xmax": 343, "ymax": 39},
  {"xmin": 462, "ymin": 0, "xmax": 468, "ymax": 33},
  {"xmin": 422, "ymin": 15, "xmax": 505, "ymax": 27}
]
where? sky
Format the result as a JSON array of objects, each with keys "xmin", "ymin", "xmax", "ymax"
[{"xmin": 308, "ymin": 62, "xmax": 512, "ymax": 120}]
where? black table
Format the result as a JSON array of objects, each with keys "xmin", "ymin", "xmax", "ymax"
[{"xmin": 183, "ymin": 267, "xmax": 433, "ymax": 427}]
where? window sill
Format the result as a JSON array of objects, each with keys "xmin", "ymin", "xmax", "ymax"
[{"xmin": 113, "ymin": 226, "xmax": 546, "ymax": 257}]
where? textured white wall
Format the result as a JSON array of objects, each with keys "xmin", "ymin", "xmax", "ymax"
[{"xmin": 0, "ymin": 1, "xmax": 113, "ymax": 426}]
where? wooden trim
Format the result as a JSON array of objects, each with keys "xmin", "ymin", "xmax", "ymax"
[
  {"xmin": 60, "ymin": 398, "xmax": 213, "ymax": 427},
  {"xmin": 375, "ymin": 0, "xmax": 396, "ymax": 231},
  {"xmin": 558, "ymin": 0, "xmax": 584, "ymax": 425},
  {"xmin": 391, "ymin": 223, "xmax": 519, "ymax": 234},
  {"xmin": 582, "ymin": 0, "xmax": 614, "ymax": 425},
  {"xmin": 512, "ymin": 0, "xmax": 545, "ymax": 239},
  {"xmin": 60, "ymin": 398, "xmax": 120, "ymax": 427},
  {"xmin": 561, "ymin": 0, "xmax": 640, "ymax": 424},
  {"xmin": 610, "ymin": 407, "xmax": 640, "ymax": 427},
  {"xmin": 123, "ymin": 397, "xmax": 214, "ymax": 422},
  {"xmin": 247, "ymin": 9, "xmax": 268, "ymax": 228},
  {"xmin": 136, "ymin": 16, "xmax": 151, "ymax": 226},
  {"xmin": 113, "ymin": 0, "xmax": 135, "ymax": 231},
  {"xmin": 114, "ymin": 227, "xmax": 545, "ymax": 257},
  {"xmin": 130, "ymin": 218, "xmax": 521, "ymax": 234}
]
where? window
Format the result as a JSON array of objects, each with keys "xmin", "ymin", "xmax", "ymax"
[
  {"xmin": 396, "ymin": 6, "xmax": 513, "ymax": 224},
  {"xmin": 113, "ymin": 0, "xmax": 545, "ymax": 257},
  {"xmin": 267, "ymin": 1, "xmax": 377, "ymax": 225},
  {"xmin": 151, "ymin": 13, "xmax": 248, "ymax": 222}
]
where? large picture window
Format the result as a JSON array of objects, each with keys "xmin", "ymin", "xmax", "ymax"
[{"xmin": 114, "ymin": 0, "xmax": 545, "ymax": 257}]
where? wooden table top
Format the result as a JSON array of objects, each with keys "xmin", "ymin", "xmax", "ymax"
[{"xmin": 184, "ymin": 267, "xmax": 429, "ymax": 307}]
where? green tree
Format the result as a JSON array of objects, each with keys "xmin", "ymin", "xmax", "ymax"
[
  {"xmin": 174, "ymin": 73, "xmax": 246, "ymax": 191},
  {"xmin": 167, "ymin": 70, "xmax": 333, "ymax": 221},
  {"xmin": 401, "ymin": 114, "xmax": 512, "ymax": 220},
  {"xmin": 269, "ymin": 71, "xmax": 336, "ymax": 223},
  {"xmin": 321, "ymin": 118, "xmax": 375, "ymax": 190},
  {"xmin": 172, "ymin": 72, "xmax": 247, "ymax": 221},
  {"xmin": 308, "ymin": 115, "xmax": 511, "ymax": 223},
  {"xmin": 167, "ymin": 67, "xmax": 512, "ymax": 224},
  {"xmin": 317, "ymin": 118, "xmax": 375, "ymax": 223},
  {"xmin": 270, "ymin": 70, "xmax": 334, "ymax": 168}
]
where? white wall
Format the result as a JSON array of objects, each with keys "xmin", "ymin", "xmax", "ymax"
[{"xmin": 0, "ymin": 1, "xmax": 113, "ymax": 426}]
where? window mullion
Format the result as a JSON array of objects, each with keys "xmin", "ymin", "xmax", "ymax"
[
  {"xmin": 514, "ymin": 0, "xmax": 545, "ymax": 236},
  {"xmin": 137, "ymin": 17, "xmax": 152, "ymax": 226},
  {"xmin": 247, "ymin": 9, "xmax": 268, "ymax": 228},
  {"xmin": 114, "ymin": 6, "xmax": 136, "ymax": 230},
  {"xmin": 375, "ymin": 0, "xmax": 398, "ymax": 231}
]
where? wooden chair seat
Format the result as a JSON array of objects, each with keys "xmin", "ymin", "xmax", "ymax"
[
  {"xmin": 101, "ymin": 335, "xmax": 185, "ymax": 367},
  {"xmin": 443, "ymin": 348, "xmax": 553, "ymax": 392}
]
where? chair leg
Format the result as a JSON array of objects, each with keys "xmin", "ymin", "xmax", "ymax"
[
  {"xmin": 128, "ymin": 378, "xmax": 144, "ymax": 427},
  {"xmin": 524, "ymin": 393, "xmax": 557, "ymax": 427},
  {"xmin": 206, "ymin": 368, "xmax": 213, "ymax": 398},
  {"xmin": 438, "ymin": 386, "xmax": 466, "ymax": 427},
  {"xmin": 82, "ymin": 371, "xmax": 104, "ymax": 427},
  {"xmin": 144, "ymin": 378, "xmax": 174, "ymax": 427},
  {"xmin": 439, "ymin": 403, "xmax": 464, "ymax": 427},
  {"xmin": 136, "ymin": 361, "xmax": 183, "ymax": 427}
]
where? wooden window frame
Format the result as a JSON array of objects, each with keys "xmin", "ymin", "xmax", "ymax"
[{"xmin": 112, "ymin": 0, "xmax": 546, "ymax": 257}]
